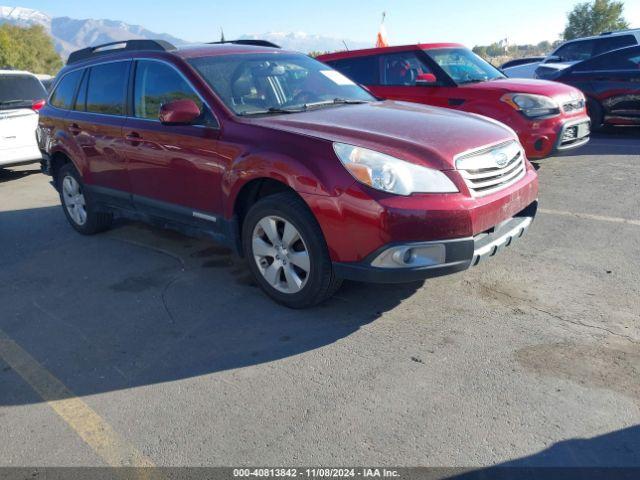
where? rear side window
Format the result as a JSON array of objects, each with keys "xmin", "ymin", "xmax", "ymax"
[
  {"xmin": 134, "ymin": 60, "xmax": 204, "ymax": 120},
  {"xmin": 86, "ymin": 62, "xmax": 129, "ymax": 115},
  {"xmin": 50, "ymin": 70, "xmax": 82, "ymax": 110},
  {"xmin": 594, "ymin": 35, "xmax": 637, "ymax": 55},
  {"xmin": 327, "ymin": 56, "xmax": 379, "ymax": 85},
  {"xmin": 0, "ymin": 74, "xmax": 47, "ymax": 104}
]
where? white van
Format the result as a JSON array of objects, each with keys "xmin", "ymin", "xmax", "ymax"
[{"xmin": 0, "ymin": 69, "xmax": 48, "ymax": 168}]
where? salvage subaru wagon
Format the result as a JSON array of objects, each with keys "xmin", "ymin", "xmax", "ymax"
[{"xmin": 38, "ymin": 39, "xmax": 538, "ymax": 308}]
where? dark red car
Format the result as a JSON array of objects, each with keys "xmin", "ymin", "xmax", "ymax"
[
  {"xmin": 318, "ymin": 44, "xmax": 592, "ymax": 159},
  {"xmin": 39, "ymin": 40, "xmax": 538, "ymax": 308}
]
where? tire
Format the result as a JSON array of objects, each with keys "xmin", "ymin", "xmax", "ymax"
[
  {"xmin": 586, "ymin": 98, "xmax": 604, "ymax": 131},
  {"xmin": 57, "ymin": 163, "xmax": 112, "ymax": 235},
  {"xmin": 242, "ymin": 191, "xmax": 342, "ymax": 308}
]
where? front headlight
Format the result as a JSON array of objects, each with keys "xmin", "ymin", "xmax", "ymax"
[
  {"xmin": 501, "ymin": 93, "xmax": 560, "ymax": 118},
  {"xmin": 333, "ymin": 143, "xmax": 458, "ymax": 195}
]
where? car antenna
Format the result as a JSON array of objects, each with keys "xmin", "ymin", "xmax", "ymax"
[{"xmin": 342, "ymin": 40, "xmax": 349, "ymax": 51}]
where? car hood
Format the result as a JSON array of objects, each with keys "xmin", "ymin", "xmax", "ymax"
[
  {"xmin": 462, "ymin": 78, "xmax": 580, "ymax": 98},
  {"xmin": 246, "ymin": 100, "xmax": 516, "ymax": 170}
]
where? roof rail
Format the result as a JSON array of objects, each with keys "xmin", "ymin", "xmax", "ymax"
[
  {"xmin": 600, "ymin": 28, "xmax": 640, "ymax": 35},
  {"xmin": 207, "ymin": 39, "xmax": 281, "ymax": 49},
  {"xmin": 67, "ymin": 39, "xmax": 176, "ymax": 65}
]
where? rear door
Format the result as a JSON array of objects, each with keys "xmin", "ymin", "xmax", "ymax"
[{"xmin": 67, "ymin": 61, "xmax": 132, "ymax": 195}]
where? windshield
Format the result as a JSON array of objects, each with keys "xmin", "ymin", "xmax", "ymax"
[
  {"xmin": 424, "ymin": 48, "xmax": 505, "ymax": 84},
  {"xmin": 0, "ymin": 74, "xmax": 47, "ymax": 109},
  {"xmin": 188, "ymin": 53, "xmax": 376, "ymax": 116}
]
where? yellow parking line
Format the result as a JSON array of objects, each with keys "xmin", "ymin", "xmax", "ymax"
[
  {"xmin": 0, "ymin": 328, "xmax": 155, "ymax": 469},
  {"xmin": 540, "ymin": 208, "xmax": 640, "ymax": 227}
]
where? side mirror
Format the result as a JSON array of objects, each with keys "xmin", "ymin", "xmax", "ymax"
[
  {"xmin": 416, "ymin": 73, "xmax": 438, "ymax": 86},
  {"xmin": 545, "ymin": 55, "xmax": 561, "ymax": 63},
  {"xmin": 159, "ymin": 99, "xmax": 201, "ymax": 125}
]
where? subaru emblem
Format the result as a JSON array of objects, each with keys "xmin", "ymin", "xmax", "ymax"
[{"xmin": 493, "ymin": 151, "xmax": 509, "ymax": 168}]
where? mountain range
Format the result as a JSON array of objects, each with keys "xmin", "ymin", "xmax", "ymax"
[{"xmin": 0, "ymin": 6, "xmax": 369, "ymax": 58}]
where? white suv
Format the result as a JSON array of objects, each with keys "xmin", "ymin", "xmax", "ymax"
[
  {"xmin": 504, "ymin": 29, "xmax": 640, "ymax": 79},
  {"xmin": 0, "ymin": 69, "xmax": 48, "ymax": 168}
]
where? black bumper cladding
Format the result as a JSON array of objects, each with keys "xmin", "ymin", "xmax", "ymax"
[{"xmin": 333, "ymin": 201, "xmax": 538, "ymax": 284}]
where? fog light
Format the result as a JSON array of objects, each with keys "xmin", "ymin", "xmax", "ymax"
[{"xmin": 372, "ymin": 243, "xmax": 446, "ymax": 269}]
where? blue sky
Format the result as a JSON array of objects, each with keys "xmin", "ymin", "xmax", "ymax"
[{"xmin": 13, "ymin": 0, "xmax": 640, "ymax": 46}]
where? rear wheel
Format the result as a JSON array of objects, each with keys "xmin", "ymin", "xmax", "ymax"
[
  {"xmin": 242, "ymin": 192, "xmax": 342, "ymax": 308},
  {"xmin": 58, "ymin": 163, "xmax": 112, "ymax": 235}
]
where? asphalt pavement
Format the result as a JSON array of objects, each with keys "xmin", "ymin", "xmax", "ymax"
[{"xmin": 0, "ymin": 129, "xmax": 638, "ymax": 468}]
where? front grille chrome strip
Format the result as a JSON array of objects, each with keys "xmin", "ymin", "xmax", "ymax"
[{"xmin": 455, "ymin": 140, "xmax": 526, "ymax": 197}]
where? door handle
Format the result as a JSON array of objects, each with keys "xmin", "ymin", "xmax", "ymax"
[
  {"xmin": 68, "ymin": 123, "xmax": 81, "ymax": 135},
  {"xmin": 125, "ymin": 132, "xmax": 142, "ymax": 144}
]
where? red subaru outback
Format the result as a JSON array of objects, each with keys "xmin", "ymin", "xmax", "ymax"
[
  {"xmin": 39, "ymin": 39, "xmax": 538, "ymax": 308},
  {"xmin": 318, "ymin": 44, "xmax": 591, "ymax": 159}
]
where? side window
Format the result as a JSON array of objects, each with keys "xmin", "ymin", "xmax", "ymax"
[
  {"xmin": 577, "ymin": 48, "xmax": 640, "ymax": 71},
  {"xmin": 49, "ymin": 70, "xmax": 83, "ymax": 110},
  {"xmin": 86, "ymin": 62, "xmax": 129, "ymax": 115},
  {"xmin": 134, "ymin": 60, "xmax": 206, "ymax": 122},
  {"xmin": 328, "ymin": 56, "xmax": 379, "ymax": 85},
  {"xmin": 73, "ymin": 69, "xmax": 88, "ymax": 111},
  {"xmin": 380, "ymin": 52, "xmax": 432, "ymax": 86},
  {"xmin": 553, "ymin": 40, "xmax": 595, "ymax": 62},
  {"xmin": 594, "ymin": 35, "xmax": 637, "ymax": 55}
]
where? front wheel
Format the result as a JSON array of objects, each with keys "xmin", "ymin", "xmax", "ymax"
[
  {"xmin": 242, "ymin": 192, "xmax": 342, "ymax": 308},
  {"xmin": 586, "ymin": 98, "xmax": 604, "ymax": 131}
]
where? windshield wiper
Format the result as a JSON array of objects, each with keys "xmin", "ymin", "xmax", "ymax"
[
  {"xmin": 302, "ymin": 98, "xmax": 369, "ymax": 109},
  {"xmin": 238, "ymin": 107, "xmax": 306, "ymax": 116}
]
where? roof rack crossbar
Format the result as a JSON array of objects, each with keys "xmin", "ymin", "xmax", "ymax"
[
  {"xmin": 207, "ymin": 39, "xmax": 281, "ymax": 49},
  {"xmin": 67, "ymin": 39, "xmax": 176, "ymax": 65}
]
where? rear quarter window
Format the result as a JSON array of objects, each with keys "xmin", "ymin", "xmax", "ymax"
[{"xmin": 326, "ymin": 56, "xmax": 379, "ymax": 85}]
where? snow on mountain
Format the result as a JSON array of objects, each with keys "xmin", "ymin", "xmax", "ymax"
[
  {"xmin": 239, "ymin": 31, "xmax": 370, "ymax": 53},
  {"xmin": 1, "ymin": 5, "xmax": 370, "ymax": 59}
]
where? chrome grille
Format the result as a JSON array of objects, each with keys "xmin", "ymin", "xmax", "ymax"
[{"xmin": 456, "ymin": 141, "xmax": 526, "ymax": 197}]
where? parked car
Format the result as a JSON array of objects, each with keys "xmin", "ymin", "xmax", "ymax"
[
  {"xmin": 318, "ymin": 44, "xmax": 591, "ymax": 159},
  {"xmin": 501, "ymin": 56, "xmax": 546, "ymax": 78},
  {"xmin": 0, "ymin": 69, "xmax": 47, "ymax": 168},
  {"xmin": 39, "ymin": 39, "xmax": 538, "ymax": 308},
  {"xmin": 543, "ymin": 45, "xmax": 640, "ymax": 129},
  {"xmin": 35, "ymin": 74, "xmax": 55, "ymax": 92},
  {"xmin": 506, "ymin": 29, "xmax": 640, "ymax": 79}
]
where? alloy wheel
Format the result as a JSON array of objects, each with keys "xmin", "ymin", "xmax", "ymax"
[
  {"xmin": 62, "ymin": 175, "xmax": 87, "ymax": 226},
  {"xmin": 252, "ymin": 215, "xmax": 311, "ymax": 294}
]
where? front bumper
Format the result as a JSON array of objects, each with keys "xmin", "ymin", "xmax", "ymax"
[
  {"xmin": 333, "ymin": 200, "xmax": 537, "ymax": 284},
  {"xmin": 518, "ymin": 115, "xmax": 590, "ymax": 158}
]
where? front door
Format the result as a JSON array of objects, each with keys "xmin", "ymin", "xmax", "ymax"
[
  {"xmin": 367, "ymin": 51, "xmax": 453, "ymax": 109},
  {"xmin": 121, "ymin": 59, "xmax": 226, "ymax": 221}
]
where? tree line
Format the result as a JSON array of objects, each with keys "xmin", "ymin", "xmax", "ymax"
[
  {"xmin": 0, "ymin": 24, "xmax": 62, "ymax": 75},
  {"xmin": 473, "ymin": 0, "xmax": 629, "ymax": 62}
]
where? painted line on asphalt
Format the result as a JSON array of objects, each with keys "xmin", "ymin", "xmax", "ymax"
[
  {"xmin": 540, "ymin": 208, "xmax": 640, "ymax": 227},
  {"xmin": 0, "ymin": 327, "xmax": 156, "ymax": 469}
]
